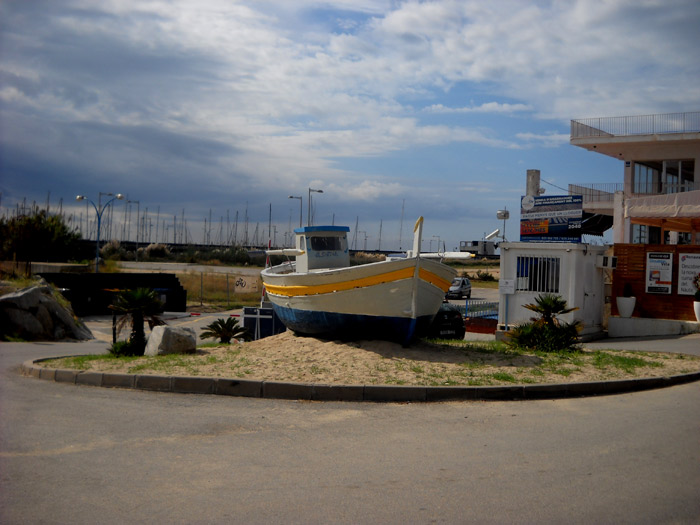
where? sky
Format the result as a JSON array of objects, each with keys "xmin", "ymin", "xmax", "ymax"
[{"xmin": 1, "ymin": 0, "xmax": 699, "ymax": 252}]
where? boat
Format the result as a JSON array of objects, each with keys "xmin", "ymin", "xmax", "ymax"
[{"xmin": 260, "ymin": 217, "xmax": 457, "ymax": 344}]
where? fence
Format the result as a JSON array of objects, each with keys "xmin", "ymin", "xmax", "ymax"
[
  {"xmin": 571, "ymin": 111, "xmax": 700, "ymax": 139},
  {"xmin": 454, "ymin": 300, "xmax": 499, "ymax": 320}
]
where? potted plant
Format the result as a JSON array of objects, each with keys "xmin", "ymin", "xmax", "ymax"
[
  {"xmin": 616, "ymin": 282, "xmax": 636, "ymax": 318},
  {"xmin": 693, "ymin": 273, "xmax": 700, "ymax": 323}
]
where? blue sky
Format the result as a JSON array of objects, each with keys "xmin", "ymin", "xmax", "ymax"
[{"xmin": 1, "ymin": 0, "xmax": 699, "ymax": 251}]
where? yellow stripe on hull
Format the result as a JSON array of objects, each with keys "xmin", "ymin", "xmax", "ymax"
[{"xmin": 263, "ymin": 265, "xmax": 452, "ymax": 298}]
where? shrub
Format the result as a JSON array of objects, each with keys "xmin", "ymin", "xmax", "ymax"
[
  {"xmin": 475, "ymin": 270, "xmax": 496, "ymax": 281},
  {"xmin": 100, "ymin": 240, "xmax": 125, "ymax": 260},
  {"xmin": 145, "ymin": 243, "xmax": 171, "ymax": 259},
  {"xmin": 200, "ymin": 317, "xmax": 250, "ymax": 343},
  {"xmin": 506, "ymin": 293, "xmax": 581, "ymax": 353},
  {"xmin": 0, "ymin": 209, "xmax": 81, "ymax": 263},
  {"xmin": 108, "ymin": 340, "xmax": 140, "ymax": 357},
  {"xmin": 110, "ymin": 288, "xmax": 165, "ymax": 355}
]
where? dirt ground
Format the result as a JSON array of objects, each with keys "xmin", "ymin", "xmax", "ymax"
[{"xmin": 54, "ymin": 330, "xmax": 700, "ymax": 387}]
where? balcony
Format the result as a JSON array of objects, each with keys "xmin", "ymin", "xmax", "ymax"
[
  {"xmin": 571, "ymin": 111, "xmax": 700, "ymax": 139},
  {"xmin": 568, "ymin": 182, "xmax": 696, "ymax": 204}
]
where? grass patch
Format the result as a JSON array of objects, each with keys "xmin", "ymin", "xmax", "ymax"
[
  {"xmin": 40, "ymin": 339, "xmax": 698, "ymax": 387},
  {"xmin": 490, "ymin": 372, "xmax": 517, "ymax": 383},
  {"xmin": 592, "ymin": 351, "xmax": 662, "ymax": 373}
]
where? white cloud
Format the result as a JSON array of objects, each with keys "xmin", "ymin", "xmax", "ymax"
[
  {"xmin": 516, "ymin": 132, "xmax": 570, "ymax": 148},
  {"xmin": 425, "ymin": 102, "xmax": 532, "ymax": 114},
  {"xmin": 1, "ymin": 0, "xmax": 698, "ymax": 245}
]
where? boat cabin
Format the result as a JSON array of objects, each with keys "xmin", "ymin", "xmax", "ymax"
[{"xmin": 293, "ymin": 226, "xmax": 350, "ymax": 272}]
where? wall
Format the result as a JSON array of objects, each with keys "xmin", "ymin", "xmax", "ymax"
[
  {"xmin": 498, "ymin": 242, "xmax": 607, "ymax": 336},
  {"xmin": 612, "ymin": 244, "xmax": 700, "ymax": 321}
]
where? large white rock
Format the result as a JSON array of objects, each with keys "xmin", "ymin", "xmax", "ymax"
[{"xmin": 144, "ymin": 325, "xmax": 196, "ymax": 356}]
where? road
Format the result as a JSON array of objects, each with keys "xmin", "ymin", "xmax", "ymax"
[{"xmin": 1, "ymin": 339, "xmax": 699, "ymax": 523}]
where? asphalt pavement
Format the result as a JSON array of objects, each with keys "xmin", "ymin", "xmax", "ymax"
[{"xmin": 2, "ymin": 325, "xmax": 700, "ymax": 523}]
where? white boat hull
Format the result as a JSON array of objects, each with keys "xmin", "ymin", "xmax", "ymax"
[{"xmin": 261, "ymin": 257, "xmax": 456, "ymax": 343}]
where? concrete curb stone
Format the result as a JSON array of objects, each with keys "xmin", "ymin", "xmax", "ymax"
[
  {"xmin": 263, "ymin": 381, "xmax": 314, "ymax": 400},
  {"xmin": 364, "ymin": 385, "xmax": 426, "ymax": 402},
  {"xmin": 101, "ymin": 373, "xmax": 136, "ymax": 389},
  {"xmin": 76, "ymin": 371, "xmax": 103, "ymax": 386},
  {"xmin": 55, "ymin": 369, "xmax": 78, "ymax": 383},
  {"xmin": 311, "ymin": 384, "xmax": 364, "ymax": 402},
  {"xmin": 135, "ymin": 375, "xmax": 172, "ymax": 392},
  {"xmin": 19, "ymin": 358, "xmax": 700, "ymax": 402},
  {"xmin": 215, "ymin": 378, "xmax": 262, "ymax": 397},
  {"xmin": 172, "ymin": 376, "xmax": 216, "ymax": 395}
]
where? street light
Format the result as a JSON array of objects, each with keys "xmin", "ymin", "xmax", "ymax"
[
  {"xmin": 288, "ymin": 195, "xmax": 302, "ymax": 228},
  {"xmin": 76, "ymin": 193, "xmax": 124, "ymax": 273},
  {"xmin": 126, "ymin": 199, "xmax": 140, "ymax": 244},
  {"xmin": 308, "ymin": 188, "xmax": 323, "ymax": 226}
]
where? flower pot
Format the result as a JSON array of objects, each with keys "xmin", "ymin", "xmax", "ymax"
[
  {"xmin": 694, "ymin": 301, "xmax": 700, "ymax": 323},
  {"xmin": 616, "ymin": 296, "xmax": 636, "ymax": 318}
]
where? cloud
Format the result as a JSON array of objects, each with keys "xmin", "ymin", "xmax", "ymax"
[
  {"xmin": 1, "ymin": 0, "xmax": 698, "ymax": 247},
  {"xmin": 424, "ymin": 102, "xmax": 533, "ymax": 114},
  {"xmin": 515, "ymin": 132, "xmax": 570, "ymax": 148}
]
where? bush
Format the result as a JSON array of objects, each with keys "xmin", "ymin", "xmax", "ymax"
[
  {"xmin": 474, "ymin": 270, "xmax": 496, "ymax": 281},
  {"xmin": 506, "ymin": 293, "xmax": 581, "ymax": 353},
  {"xmin": 101, "ymin": 240, "xmax": 125, "ymax": 260},
  {"xmin": 145, "ymin": 243, "xmax": 171, "ymax": 259},
  {"xmin": 0, "ymin": 210, "xmax": 81, "ymax": 263},
  {"xmin": 108, "ymin": 340, "xmax": 141, "ymax": 357},
  {"xmin": 200, "ymin": 317, "xmax": 250, "ymax": 343},
  {"xmin": 507, "ymin": 321, "xmax": 581, "ymax": 353}
]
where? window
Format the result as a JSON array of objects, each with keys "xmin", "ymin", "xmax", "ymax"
[
  {"xmin": 516, "ymin": 256, "xmax": 560, "ymax": 293},
  {"xmin": 632, "ymin": 224, "xmax": 647, "ymax": 244},
  {"xmin": 634, "ymin": 163, "xmax": 659, "ymax": 194},
  {"xmin": 310, "ymin": 236, "xmax": 341, "ymax": 251},
  {"xmin": 634, "ymin": 160, "xmax": 695, "ymax": 195}
]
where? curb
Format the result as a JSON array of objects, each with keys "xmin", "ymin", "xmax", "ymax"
[{"xmin": 19, "ymin": 358, "xmax": 700, "ymax": 402}]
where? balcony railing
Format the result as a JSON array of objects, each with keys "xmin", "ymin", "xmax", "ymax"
[
  {"xmin": 571, "ymin": 111, "xmax": 700, "ymax": 139},
  {"xmin": 568, "ymin": 182, "xmax": 696, "ymax": 202}
]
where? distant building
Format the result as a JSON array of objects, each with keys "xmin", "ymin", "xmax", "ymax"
[{"xmin": 569, "ymin": 111, "xmax": 700, "ymax": 245}]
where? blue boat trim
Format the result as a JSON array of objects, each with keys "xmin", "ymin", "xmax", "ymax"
[{"xmin": 271, "ymin": 305, "xmax": 435, "ymax": 344}]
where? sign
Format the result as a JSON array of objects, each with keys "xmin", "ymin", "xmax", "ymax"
[
  {"xmin": 646, "ymin": 252, "xmax": 673, "ymax": 294},
  {"xmin": 520, "ymin": 195, "xmax": 582, "ymax": 243},
  {"xmin": 499, "ymin": 279, "xmax": 515, "ymax": 295},
  {"xmin": 678, "ymin": 253, "xmax": 700, "ymax": 296}
]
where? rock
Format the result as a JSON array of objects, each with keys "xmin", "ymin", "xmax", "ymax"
[
  {"xmin": 0, "ymin": 285, "xmax": 93, "ymax": 341},
  {"xmin": 144, "ymin": 325, "xmax": 196, "ymax": 356}
]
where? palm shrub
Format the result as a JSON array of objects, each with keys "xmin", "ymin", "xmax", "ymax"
[
  {"xmin": 507, "ymin": 293, "xmax": 581, "ymax": 353},
  {"xmin": 200, "ymin": 317, "xmax": 250, "ymax": 343},
  {"xmin": 109, "ymin": 288, "xmax": 165, "ymax": 355}
]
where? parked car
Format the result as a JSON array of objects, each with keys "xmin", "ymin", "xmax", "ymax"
[
  {"xmin": 427, "ymin": 302, "xmax": 466, "ymax": 340},
  {"xmin": 446, "ymin": 276, "xmax": 472, "ymax": 299}
]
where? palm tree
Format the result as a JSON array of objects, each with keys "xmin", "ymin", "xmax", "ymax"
[
  {"xmin": 110, "ymin": 288, "xmax": 165, "ymax": 355},
  {"xmin": 509, "ymin": 293, "xmax": 581, "ymax": 353},
  {"xmin": 523, "ymin": 293, "xmax": 577, "ymax": 327},
  {"xmin": 200, "ymin": 317, "xmax": 250, "ymax": 344}
]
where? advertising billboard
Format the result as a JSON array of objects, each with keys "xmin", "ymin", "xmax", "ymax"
[{"xmin": 520, "ymin": 195, "xmax": 582, "ymax": 242}]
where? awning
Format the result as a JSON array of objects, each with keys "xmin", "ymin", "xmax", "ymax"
[
  {"xmin": 581, "ymin": 212, "xmax": 614, "ymax": 236},
  {"xmin": 625, "ymin": 190, "xmax": 700, "ymax": 218}
]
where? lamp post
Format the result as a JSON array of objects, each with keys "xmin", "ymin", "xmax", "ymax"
[
  {"xmin": 288, "ymin": 195, "xmax": 302, "ymax": 228},
  {"xmin": 127, "ymin": 199, "xmax": 140, "ymax": 244},
  {"xmin": 76, "ymin": 193, "xmax": 124, "ymax": 273},
  {"xmin": 308, "ymin": 188, "xmax": 323, "ymax": 226}
]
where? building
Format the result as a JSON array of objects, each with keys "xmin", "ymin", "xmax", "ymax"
[
  {"xmin": 497, "ymin": 112, "xmax": 700, "ymax": 339},
  {"xmin": 569, "ymin": 111, "xmax": 700, "ymax": 245}
]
